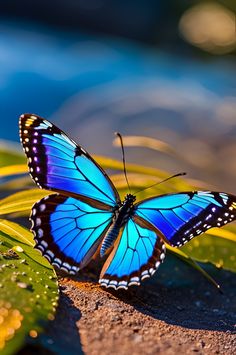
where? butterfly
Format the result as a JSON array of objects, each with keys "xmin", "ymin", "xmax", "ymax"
[{"xmin": 19, "ymin": 113, "xmax": 236, "ymax": 290}]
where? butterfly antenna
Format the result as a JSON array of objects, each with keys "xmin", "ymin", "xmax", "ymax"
[
  {"xmin": 135, "ymin": 172, "xmax": 186, "ymax": 195},
  {"xmin": 115, "ymin": 132, "xmax": 131, "ymax": 192}
]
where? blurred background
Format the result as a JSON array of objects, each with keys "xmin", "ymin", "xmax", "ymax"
[{"xmin": 0, "ymin": 0, "xmax": 236, "ymax": 192}]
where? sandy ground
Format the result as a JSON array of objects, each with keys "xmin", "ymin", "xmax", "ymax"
[{"xmin": 30, "ymin": 254, "xmax": 236, "ymax": 355}]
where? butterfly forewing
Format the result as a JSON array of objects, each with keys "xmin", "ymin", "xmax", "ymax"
[
  {"xmin": 19, "ymin": 114, "xmax": 120, "ymax": 207},
  {"xmin": 135, "ymin": 191, "xmax": 236, "ymax": 247}
]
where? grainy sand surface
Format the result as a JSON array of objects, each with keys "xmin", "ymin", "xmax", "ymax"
[{"xmin": 40, "ymin": 256, "xmax": 236, "ymax": 355}]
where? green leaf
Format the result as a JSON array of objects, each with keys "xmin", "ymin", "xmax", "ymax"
[
  {"xmin": 181, "ymin": 232, "xmax": 236, "ymax": 272},
  {"xmin": 206, "ymin": 227, "xmax": 236, "ymax": 242},
  {"xmin": 0, "ymin": 190, "xmax": 51, "ymax": 216},
  {"xmin": 166, "ymin": 244, "xmax": 220, "ymax": 290},
  {"xmin": 0, "ymin": 220, "xmax": 58, "ymax": 355},
  {"xmin": 0, "ymin": 220, "xmax": 52, "ymax": 269},
  {"xmin": 0, "ymin": 142, "xmax": 26, "ymax": 168},
  {"xmin": 0, "ymin": 219, "xmax": 34, "ymax": 246},
  {"xmin": 0, "ymin": 165, "xmax": 28, "ymax": 177}
]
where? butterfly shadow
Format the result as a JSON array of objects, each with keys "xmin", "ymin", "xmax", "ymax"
[
  {"xmin": 105, "ymin": 254, "xmax": 236, "ymax": 333},
  {"xmin": 15, "ymin": 288, "xmax": 83, "ymax": 354},
  {"xmin": 39, "ymin": 289, "xmax": 83, "ymax": 355}
]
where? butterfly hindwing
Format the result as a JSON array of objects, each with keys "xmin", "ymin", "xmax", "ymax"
[
  {"xmin": 135, "ymin": 191, "xmax": 236, "ymax": 247},
  {"xmin": 99, "ymin": 217, "xmax": 166, "ymax": 290},
  {"xmin": 19, "ymin": 114, "xmax": 120, "ymax": 206},
  {"xmin": 31, "ymin": 194, "xmax": 113, "ymax": 273}
]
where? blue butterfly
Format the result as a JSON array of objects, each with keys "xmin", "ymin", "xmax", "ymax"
[{"xmin": 19, "ymin": 114, "xmax": 236, "ymax": 290}]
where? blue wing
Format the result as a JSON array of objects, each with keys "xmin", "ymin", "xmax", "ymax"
[
  {"xmin": 99, "ymin": 217, "xmax": 166, "ymax": 290},
  {"xmin": 31, "ymin": 194, "xmax": 113, "ymax": 273},
  {"xmin": 135, "ymin": 191, "xmax": 236, "ymax": 247},
  {"xmin": 19, "ymin": 114, "xmax": 120, "ymax": 207}
]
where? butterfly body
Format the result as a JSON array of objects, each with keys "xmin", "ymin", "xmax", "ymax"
[
  {"xmin": 100, "ymin": 193, "xmax": 136, "ymax": 257},
  {"xmin": 20, "ymin": 113, "xmax": 236, "ymax": 290}
]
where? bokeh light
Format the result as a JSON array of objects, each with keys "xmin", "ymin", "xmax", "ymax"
[{"xmin": 179, "ymin": 2, "xmax": 236, "ymax": 54}]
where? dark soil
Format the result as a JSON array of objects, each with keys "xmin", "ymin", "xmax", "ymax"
[{"xmin": 35, "ymin": 254, "xmax": 236, "ymax": 355}]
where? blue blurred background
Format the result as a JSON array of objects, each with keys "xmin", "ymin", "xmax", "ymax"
[{"xmin": 0, "ymin": 0, "xmax": 236, "ymax": 191}]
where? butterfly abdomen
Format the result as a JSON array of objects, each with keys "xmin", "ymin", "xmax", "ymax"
[{"xmin": 100, "ymin": 223, "xmax": 120, "ymax": 257}]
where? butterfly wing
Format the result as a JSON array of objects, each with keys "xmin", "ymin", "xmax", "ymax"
[
  {"xmin": 19, "ymin": 114, "xmax": 120, "ymax": 207},
  {"xmin": 135, "ymin": 191, "xmax": 236, "ymax": 247},
  {"xmin": 99, "ymin": 217, "xmax": 166, "ymax": 290},
  {"xmin": 31, "ymin": 194, "xmax": 113, "ymax": 273}
]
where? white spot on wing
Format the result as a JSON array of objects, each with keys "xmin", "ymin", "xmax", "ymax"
[
  {"xmin": 37, "ymin": 228, "xmax": 44, "ymax": 238},
  {"xmin": 41, "ymin": 240, "xmax": 47, "ymax": 248},
  {"xmin": 40, "ymin": 204, "xmax": 46, "ymax": 212},
  {"xmin": 36, "ymin": 218, "xmax": 41, "ymax": 226}
]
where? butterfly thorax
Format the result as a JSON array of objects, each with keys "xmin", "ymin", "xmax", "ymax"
[{"xmin": 100, "ymin": 194, "xmax": 136, "ymax": 257}]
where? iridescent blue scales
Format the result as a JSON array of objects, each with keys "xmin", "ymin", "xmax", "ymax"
[{"xmin": 19, "ymin": 114, "xmax": 236, "ymax": 290}]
